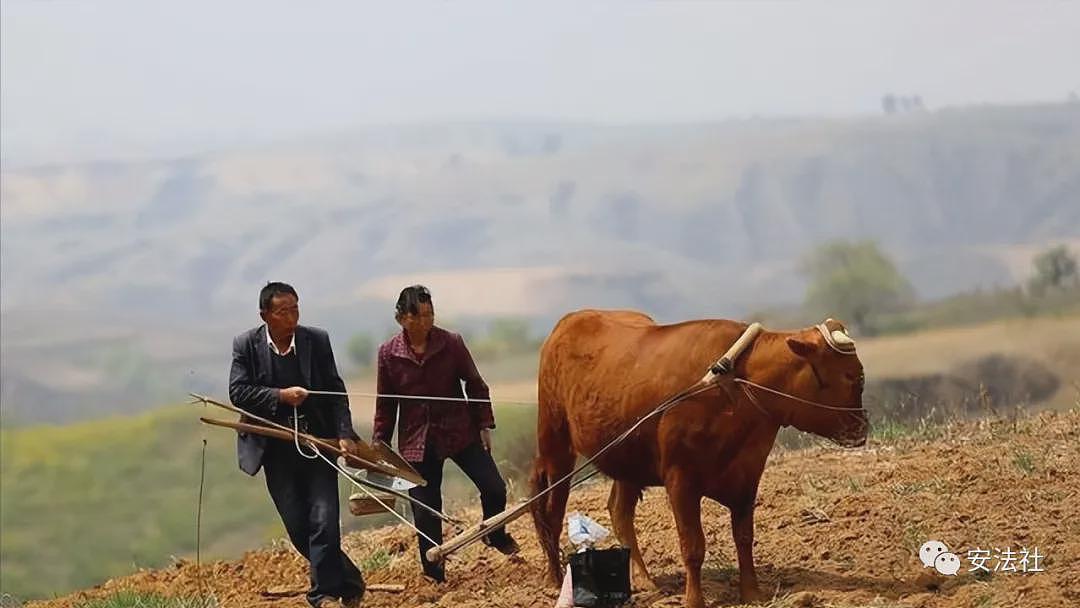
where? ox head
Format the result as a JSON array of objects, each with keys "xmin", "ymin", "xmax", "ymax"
[{"xmin": 779, "ymin": 318, "xmax": 868, "ymax": 447}]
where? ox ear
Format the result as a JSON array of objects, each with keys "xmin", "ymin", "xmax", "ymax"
[{"xmin": 786, "ymin": 335, "xmax": 818, "ymax": 359}]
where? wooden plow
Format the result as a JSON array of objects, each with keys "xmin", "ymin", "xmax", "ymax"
[{"xmin": 190, "ymin": 393, "xmax": 465, "ymax": 526}]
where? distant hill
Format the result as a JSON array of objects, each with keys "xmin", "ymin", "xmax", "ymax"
[
  {"xmin": 4, "ymin": 104, "xmax": 1078, "ymax": 315},
  {"xmin": 2, "ymin": 103, "xmax": 1078, "ymax": 424}
]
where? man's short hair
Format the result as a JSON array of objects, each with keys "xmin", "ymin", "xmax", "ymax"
[{"xmin": 260, "ymin": 282, "xmax": 299, "ymax": 312}]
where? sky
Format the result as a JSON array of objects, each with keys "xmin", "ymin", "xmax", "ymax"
[{"xmin": 2, "ymin": 0, "xmax": 1079, "ymax": 164}]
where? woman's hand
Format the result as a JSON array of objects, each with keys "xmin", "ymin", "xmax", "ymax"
[
  {"xmin": 339, "ymin": 438, "xmax": 358, "ymax": 455},
  {"xmin": 480, "ymin": 428, "xmax": 493, "ymax": 452}
]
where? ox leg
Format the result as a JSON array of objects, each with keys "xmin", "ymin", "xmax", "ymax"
[
  {"xmin": 731, "ymin": 504, "xmax": 762, "ymax": 603},
  {"xmin": 607, "ymin": 481, "xmax": 655, "ymax": 591},
  {"xmin": 665, "ymin": 475, "xmax": 706, "ymax": 608}
]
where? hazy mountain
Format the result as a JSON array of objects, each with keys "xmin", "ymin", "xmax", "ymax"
[{"xmin": 2, "ymin": 103, "xmax": 1078, "ymax": 424}]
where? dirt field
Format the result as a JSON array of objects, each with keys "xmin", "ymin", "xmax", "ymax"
[{"xmin": 32, "ymin": 405, "xmax": 1079, "ymax": 608}]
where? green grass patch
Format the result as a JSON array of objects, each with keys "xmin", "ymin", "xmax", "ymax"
[
  {"xmin": 360, "ymin": 548, "xmax": 392, "ymax": 573},
  {"xmin": 75, "ymin": 591, "xmax": 216, "ymax": 608},
  {"xmin": 0, "ymin": 406, "xmax": 282, "ymax": 600},
  {"xmin": 901, "ymin": 522, "xmax": 929, "ymax": 554},
  {"xmin": 846, "ymin": 476, "xmax": 864, "ymax": 493},
  {"xmin": 1011, "ymin": 449, "xmax": 1037, "ymax": 474}
]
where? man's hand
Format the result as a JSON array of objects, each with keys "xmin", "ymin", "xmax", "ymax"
[
  {"xmin": 339, "ymin": 438, "xmax": 358, "ymax": 456},
  {"xmin": 279, "ymin": 386, "xmax": 309, "ymax": 407},
  {"xmin": 480, "ymin": 428, "xmax": 493, "ymax": 452}
]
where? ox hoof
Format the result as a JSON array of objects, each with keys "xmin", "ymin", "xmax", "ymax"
[
  {"xmin": 632, "ymin": 574, "xmax": 658, "ymax": 592},
  {"xmin": 739, "ymin": 585, "xmax": 763, "ymax": 604}
]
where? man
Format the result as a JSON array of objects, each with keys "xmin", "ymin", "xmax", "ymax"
[
  {"xmin": 374, "ymin": 284, "xmax": 519, "ymax": 583},
  {"xmin": 229, "ymin": 281, "xmax": 365, "ymax": 608}
]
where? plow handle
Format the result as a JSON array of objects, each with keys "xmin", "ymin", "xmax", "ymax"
[{"xmin": 425, "ymin": 499, "xmax": 532, "ymax": 562}]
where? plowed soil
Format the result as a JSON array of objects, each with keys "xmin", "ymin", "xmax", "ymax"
[{"xmin": 31, "ymin": 409, "xmax": 1080, "ymax": 608}]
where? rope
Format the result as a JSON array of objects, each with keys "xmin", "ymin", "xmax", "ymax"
[
  {"xmin": 508, "ymin": 374, "xmax": 863, "ymax": 518},
  {"xmin": 280, "ymin": 402, "xmax": 447, "ymax": 547},
  {"xmin": 513, "ymin": 379, "xmax": 717, "ymax": 515},
  {"xmin": 314, "ymin": 449, "xmax": 443, "ymax": 547},
  {"xmin": 191, "ymin": 378, "xmax": 213, "ymax": 604},
  {"xmin": 734, "ymin": 378, "xmax": 863, "ymax": 412},
  {"xmin": 424, "ymin": 379, "xmax": 719, "ymax": 562},
  {"xmin": 195, "ymin": 437, "xmax": 207, "ymax": 597},
  {"xmin": 340, "ymin": 468, "xmax": 464, "ymax": 525},
  {"xmin": 292, "ymin": 412, "xmax": 319, "ymax": 460},
  {"xmin": 307, "ymin": 390, "xmax": 538, "ymax": 405},
  {"xmin": 189, "ymin": 394, "xmax": 465, "ymax": 526}
]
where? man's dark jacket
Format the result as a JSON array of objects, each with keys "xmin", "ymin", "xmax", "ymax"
[{"xmin": 229, "ymin": 324, "xmax": 358, "ymax": 475}]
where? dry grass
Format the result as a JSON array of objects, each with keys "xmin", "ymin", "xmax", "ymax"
[{"xmin": 851, "ymin": 315, "xmax": 1080, "ymax": 406}]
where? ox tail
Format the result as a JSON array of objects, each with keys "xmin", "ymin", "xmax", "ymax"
[
  {"xmin": 530, "ymin": 378, "xmax": 575, "ymax": 584},
  {"xmin": 528, "ymin": 464, "xmax": 563, "ymax": 583},
  {"xmin": 532, "ymin": 334, "xmax": 577, "ymax": 585}
]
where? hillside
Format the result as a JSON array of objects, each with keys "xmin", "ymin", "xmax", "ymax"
[
  {"xmin": 3, "ymin": 315, "xmax": 1077, "ymax": 602},
  {"xmin": 31, "ymin": 407, "xmax": 1080, "ymax": 608},
  {"xmin": 0, "ymin": 407, "xmax": 279, "ymax": 599},
  {"xmin": 0, "ymin": 398, "xmax": 538, "ymax": 601}
]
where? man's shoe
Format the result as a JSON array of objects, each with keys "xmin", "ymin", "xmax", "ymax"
[
  {"xmin": 482, "ymin": 533, "xmax": 520, "ymax": 556},
  {"xmin": 341, "ymin": 593, "xmax": 363, "ymax": 608}
]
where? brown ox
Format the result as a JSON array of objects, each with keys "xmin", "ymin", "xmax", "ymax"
[{"xmin": 529, "ymin": 310, "xmax": 868, "ymax": 608}]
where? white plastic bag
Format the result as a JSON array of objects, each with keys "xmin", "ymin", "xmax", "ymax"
[{"xmin": 567, "ymin": 511, "xmax": 610, "ymax": 549}]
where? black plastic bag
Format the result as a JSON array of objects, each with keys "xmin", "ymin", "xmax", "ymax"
[{"xmin": 570, "ymin": 547, "xmax": 631, "ymax": 607}]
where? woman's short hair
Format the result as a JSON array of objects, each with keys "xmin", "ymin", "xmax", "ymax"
[{"xmin": 395, "ymin": 284, "xmax": 432, "ymax": 316}]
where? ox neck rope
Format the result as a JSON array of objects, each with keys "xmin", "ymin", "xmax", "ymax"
[
  {"xmin": 734, "ymin": 378, "xmax": 860, "ymax": 412},
  {"xmin": 730, "ymin": 321, "xmax": 863, "ymax": 428}
]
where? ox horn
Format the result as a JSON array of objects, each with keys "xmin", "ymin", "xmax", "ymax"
[
  {"xmin": 831, "ymin": 329, "xmax": 855, "ymax": 346},
  {"xmin": 817, "ymin": 320, "xmax": 856, "ymax": 354}
]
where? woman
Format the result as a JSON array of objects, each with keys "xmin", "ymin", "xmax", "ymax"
[{"xmin": 372, "ymin": 285, "xmax": 519, "ymax": 582}]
